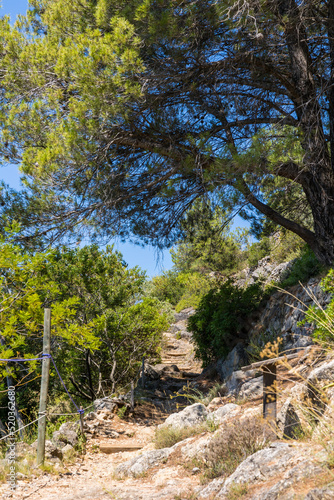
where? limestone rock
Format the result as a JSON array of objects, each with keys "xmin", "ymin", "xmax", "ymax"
[
  {"xmin": 277, "ymin": 399, "xmax": 303, "ymax": 439},
  {"xmin": 238, "ymin": 376, "xmax": 263, "ymax": 399},
  {"xmin": 116, "ymin": 448, "xmax": 172, "ymax": 477},
  {"xmin": 254, "ymin": 462, "xmax": 324, "ymax": 499},
  {"xmin": 144, "ymin": 364, "xmax": 160, "ymax": 380},
  {"xmin": 210, "ymin": 403, "xmax": 241, "ymax": 424},
  {"xmin": 62, "ymin": 444, "xmax": 75, "ymax": 459},
  {"xmin": 93, "ymin": 398, "xmax": 117, "ymax": 412},
  {"xmin": 180, "ymin": 434, "xmax": 214, "ymax": 460},
  {"xmin": 225, "ymin": 369, "xmax": 256, "ymax": 395},
  {"xmin": 173, "ymin": 308, "xmax": 195, "ymax": 322},
  {"xmin": 206, "ymin": 397, "xmax": 226, "ymax": 412},
  {"xmin": 216, "ymin": 442, "xmax": 301, "ymax": 497},
  {"xmin": 59, "ymin": 421, "xmax": 80, "ymax": 435},
  {"xmin": 84, "ymin": 411, "xmax": 97, "ymax": 421},
  {"xmin": 45, "ymin": 440, "xmax": 63, "ymax": 460},
  {"xmin": 159, "ymin": 403, "xmax": 208, "ymax": 430},
  {"xmin": 197, "ymin": 477, "xmax": 225, "ymax": 498},
  {"xmin": 308, "ymin": 359, "xmax": 334, "ymax": 383},
  {"xmin": 216, "ymin": 344, "xmax": 248, "ymax": 381},
  {"xmin": 305, "ymin": 482, "xmax": 334, "ymax": 499},
  {"xmin": 53, "ymin": 428, "xmax": 78, "ymax": 447},
  {"xmin": 153, "ymin": 364, "xmax": 180, "ymax": 377}
]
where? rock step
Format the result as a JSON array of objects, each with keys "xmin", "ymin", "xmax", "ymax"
[
  {"xmin": 99, "ymin": 443, "xmax": 143, "ymax": 454},
  {"xmin": 163, "ymin": 351, "xmax": 190, "ymax": 357}
]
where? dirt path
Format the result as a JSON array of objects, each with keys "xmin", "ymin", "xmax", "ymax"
[{"xmin": 4, "ymin": 426, "xmax": 200, "ymax": 500}]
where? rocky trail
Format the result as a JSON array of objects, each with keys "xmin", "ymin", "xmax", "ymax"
[
  {"xmin": 0, "ymin": 308, "xmax": 209, "ymax": 499},
  {"xmin": 3, "ymin": 298, "xmax": 334, "ymax": 499}
]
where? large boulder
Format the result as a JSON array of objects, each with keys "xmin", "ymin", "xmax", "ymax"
[
  {"xmin": 216, "ymin": 344, "xmax": 248, "ymax": 382},
  {"xmin": 153, "ymin": 364, "xmax": 180, "ymax": 377},
  {"xmin": 198, "ymin": 442, "xmax": 307, "ymax": 498},
  {"xmin": 277, "ymin": 399, "xmax": 303, "ymax": 439},
  {"xmin": 308, "ymin": 359, "xmax": 334, "ymax": 384},
  {"xmin": 144, "ymin": 363, "xmax": 160, "ymax": 380},
  {"xmin": 209, "ymin": 403, "xmax": 241, "ymax": 424},
  {"xmin": 180, "ymin": 434, "xmax": 214, "ymax": 460},
  {"xmin": 219, "ymin": 442, "xmax": 307, "ymax": 497},
  {"xmin": 238, "ymin": 376, "xmax": 263, "ymax": 400},
  {"xmin": 160, "ymin": 403, "xmax": 208, "ymax": 430},
  {"xmin": 116, "ymin": 448, "xmax": 173, "ymax": 477},
  {"xmin": 225, "ymin": 369, "xmax": 256, "ymax": 395},
  {"xmin": 305, "ymin": 483, "xmax": 334, "ymax": 499},
  {"xmin": 53, "ymin": 429, "xmax": 78, "ymax": 448},
  {"xmin": 94, "ymin": 398, "xmax": 118, "ymax": 412}
]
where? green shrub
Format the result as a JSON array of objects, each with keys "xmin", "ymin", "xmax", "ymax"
[
  {"xmin": 175, "ymin": 272, "xmax": 212, "ymax": 312},
  {"xmin": 270, "ymin": 230, "xmax": 305, "ymax": 263},
  {"xmin": 300, "ymin": 268, "xmax": 334, "ymax": 344},
  {"xmin": 280, "ymin": 246, "xmax": 323, "ymax": 287},
  {"xmin": 149, "ymin": 270, "xmax": 186, "ymax": 306},
  {"xmin": 247, "ymin": 237, "xmax": 271, "ymax": 267},
  {"xmin": 188, "ymin": 281, "xmax": 265, "ymax": 366},
  {"xmin": 149, "ymin": 270, "xmax": 214, "ymax": 312}
]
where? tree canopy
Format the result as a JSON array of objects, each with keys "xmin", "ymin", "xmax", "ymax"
[{"xmin": 1, "ymin": 0, "xmax": 334, "ymax": 263}]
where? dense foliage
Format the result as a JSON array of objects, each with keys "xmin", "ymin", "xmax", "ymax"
[
  {"xmin": 0, "ymin": 237, "xmax": 169, "ymax": 428},
  {"xmin": 188, "ymin": 281, "xmax": 265, "ymax": 366}
]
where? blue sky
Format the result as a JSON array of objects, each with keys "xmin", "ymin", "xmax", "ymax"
[{"xmin": 0, "ymin": 0, "xmax": 247, "ymax": 278}]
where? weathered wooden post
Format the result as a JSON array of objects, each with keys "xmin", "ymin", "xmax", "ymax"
[
  {"xmin": 130, "ymin": 380, "xmax": 134, "ymax": 411},
  {"xmin": 262, "ymin": 362, "xmax": 277, "ymax": 428},
  {"xmin": 141, "ymin": 357, "xmax": 145, "ymax": 389},
  {"xmin": 37, "ymin": 309, "xmax": 51, "ymax": 466},
  {"xmin": 79, "ymin": 405, "xmax": 85, "ymax": 440}
]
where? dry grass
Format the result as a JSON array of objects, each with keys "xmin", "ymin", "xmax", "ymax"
[
  {"xmin": 154, "ymin": 419, "xmax": 218, "ymax": 449},
  {"xmin": 200, "ymin": 416, "xmax": 271, "ymax": 481},
  {"xmin": 226, "ymin": 482, "xmax": 249, "ymax": 499}
]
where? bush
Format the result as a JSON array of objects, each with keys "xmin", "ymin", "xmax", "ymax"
[
  {"xmin": 280, "ymin": 246, "xmax": 323, "ymax": 287},
  {"xmin": 300, "ymin": 268, "xmax": 334, "ymax": 344},
  {"xmin": 202, "ymin": 417, "xmax": 270, "ymax": 479},
  {"xmin": 149, "ymin": 270, "xmax": 214, "ymax": 312},
  {"xmin": 188, "ymin": 281, "xmax": 265, "ymax": 366},
  {"xmin": 247, "ymin": 237, "xmax": 271, "ymax": 267},
  {"xmin": 174, "ymin": 272, "xmax": 212, "ymax": 312},
  {"xmin": 149, "ymin": 270, "xmax": 186, "ymax": 306},
  {"xmin": 270, "ymin": 230, "xmax": 305, "ymax": 263}
]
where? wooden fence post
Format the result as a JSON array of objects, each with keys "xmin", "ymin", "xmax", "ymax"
[
  {"xmin": 79, "ymin": 406, "xmax": 85, "ymax": 440},
  {"xmin": 130, "ymin": 380, "xmax": 134, "ymax": 410},
  {"xmin": 141, "ymin": 357, "xmax": 145, "ymax": 389},
  {"xmin": 37, "ymin": 309, "xmax": 51, "ymax": 466}
]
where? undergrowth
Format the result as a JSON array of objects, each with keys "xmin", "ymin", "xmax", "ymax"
[
  {"xmin": 154, "ymin": 419, "xmax": 218, "ymax": 449},
  {"xmin": 199, "ymin": 417, "xmax": 271, "ymax": 482}
]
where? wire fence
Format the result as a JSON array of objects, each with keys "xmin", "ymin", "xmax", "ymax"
[
  {"xmin": 0, "ymin": 352, "xmax": 144, "ymax": 442},
  {"xmin": 0, "ymin": 353, "xmax": 89, "ymax": 441}
]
